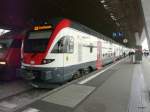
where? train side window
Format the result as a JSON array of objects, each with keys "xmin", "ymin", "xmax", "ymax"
[
  {"xmin": 90, "ymin": 46, "xmax": 93, "ymax": 53},
  {"xmin": 0, "ymin": 39, "xmax": 13, "ymax": 52},
  {"xmin": 63, "ymin": 36, "xmax": 74, "ymax": 53},
  {"xmin": 51, "ymin": 38, "xmax": 64, "ymax": 53},
  {"xmin": 68, "ymin": 37, "xmax": 74, "ymax": 53},
  {"xmin": 103, "ymin": 54, "xmax": 105, "ymax": 57},
  {"xmin": 51, "ymin": 36, "xmax": 74, "ymax": 53}
]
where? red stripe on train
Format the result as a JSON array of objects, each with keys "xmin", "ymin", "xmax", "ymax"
[{"xmin": 23, "ymin": 19, "xmax": 71, "ymax": 65}]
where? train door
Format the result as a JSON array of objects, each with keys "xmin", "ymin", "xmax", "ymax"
[
  {"xmin": 96, "ymin": 41, "xmax": 102, "ymax": 69},
  {"xmin": 62, "ymin": 36, "xmax": 74, "ymax": 80},
  {"xmin": 78, "ymin": 43, "xmax": 82, "ymax": 63},
  {"xmin": 50, "ymin": 36, "xmax": 65, "ymax": 82}
]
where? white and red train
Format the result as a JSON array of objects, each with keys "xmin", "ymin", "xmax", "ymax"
[{"xmin": 21, "ymin": 18, "xmax": 129, "ymax": 88}]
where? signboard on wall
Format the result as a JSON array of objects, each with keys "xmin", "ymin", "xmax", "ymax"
[{"xmin": 112, "ymin": 32, "xmax": 124, "ymax": 38}]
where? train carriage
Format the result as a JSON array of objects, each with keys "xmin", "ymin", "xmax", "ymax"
[
  {"xmin": 0, "ymin": 30, "xmax": 25, "ymax": 80},
  {"xmin": 21, "ymin": 18, "xmax": 127, "ymax": 88}
]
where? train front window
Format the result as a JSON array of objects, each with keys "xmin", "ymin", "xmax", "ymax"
[
  {"xmin": 24, "ymin": 30, "xmax": 52, "ymax": 53},
  {"xmin": 0, "ymin": 39, "xmax": 13, "ymax": 52}
]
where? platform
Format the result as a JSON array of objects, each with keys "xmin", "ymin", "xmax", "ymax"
[{"xmin": 14, "ymin": 57, "xmax": 150, "ymax": 112}]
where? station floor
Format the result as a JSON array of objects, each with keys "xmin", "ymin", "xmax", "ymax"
[{"xmin": 15, "ymin": 57, "xmax": 150, "ymax": 112}]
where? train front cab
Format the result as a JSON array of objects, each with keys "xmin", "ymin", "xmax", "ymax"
[{"xmin": 21, "ymin": 29, "xmax": 74, "ymax": 85}]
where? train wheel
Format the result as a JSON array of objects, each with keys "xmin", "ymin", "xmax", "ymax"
[
  {"xmin": 88, "ymin": 66, "xmax": 94, "ymax": 72},
  {"xmin": 79, "ymin": 69, "xmax": 86, "ymax": 76},
  {"xmin": 73, "ymin": 71, "xmax": 80, "ymax": 80}
]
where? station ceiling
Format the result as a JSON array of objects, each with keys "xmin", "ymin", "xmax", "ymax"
[{"xmin": 0, "ymin": 0, "xmax": 145, "ymax": 47}]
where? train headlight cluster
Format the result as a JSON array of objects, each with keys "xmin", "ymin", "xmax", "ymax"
[
  {"xmin": 0, "ymin": 61, "xmax": 6, "ymax": 65},
  {"xmin": 41, "ymin": 59, "xmax": 55, "ymax": 64}
]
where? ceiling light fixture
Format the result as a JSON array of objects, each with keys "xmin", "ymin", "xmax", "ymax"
[
  {"xmin": 110, "ymin": 13, "xmax": 113, "ymax": 16},
  {"xmin": 116, "ymin": 22, "xmax": 120, "ymax": 26},
  {"xmin": 111, "ymin": 15, "xmax": 114, "ymax": 18},
  {"xmin": 100, "ymin": 0, "xmax": 105, "ymax": 4},
  {"xmin": 104, "ymin": 4, "xmax": 108, "ymax": 7}
]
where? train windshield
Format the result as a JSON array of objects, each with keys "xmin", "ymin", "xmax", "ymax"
[
  {"xmin": 24, "ymin": 30, "xmax": 52, "ymax": 53},
  {"xmin": 0, "ymin": 39, "xmax": 13, "ymax": 52}
]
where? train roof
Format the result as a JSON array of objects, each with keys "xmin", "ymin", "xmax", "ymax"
[
  {"xmin": 69, "ymin": 19, "xmax": 125, "ymax": 47},
  {"xmin": 32, "ymin": 18, "xmax": 126, "ymax": 47}
]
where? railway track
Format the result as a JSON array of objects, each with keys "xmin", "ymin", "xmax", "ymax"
[
  {"xmin": 0, "ymin": 88, "xmax": 50, "ymax": 112},
  {"xmin": 0, "ymin": 71, "xmax": 95, "ymax": 112},
  {"xmin": 0, "ymin": 80, "xmax": 32, "ymax": 100}
]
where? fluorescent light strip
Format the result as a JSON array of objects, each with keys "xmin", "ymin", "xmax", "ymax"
[
  {"xmin": 100, "ymin": 0, "xmax": 105, "ymax": 4},
  {"xmin": 0, "ymin": 29, "xmax": 10, "ymax": 36},
  {"xmin": 104, "ymin": 4, "xmax": 108, "ymax": 7}
]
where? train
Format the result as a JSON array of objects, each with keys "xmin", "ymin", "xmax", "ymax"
[
  {"xmin": 21, "ymin": 18, "xmax": 129, "ymax": 88},
  {"xmin": 0, "ymin": 30, "xmax": 25, "ymax": 80}
]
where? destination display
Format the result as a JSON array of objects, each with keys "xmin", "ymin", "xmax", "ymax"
[{"xmin": 33, "ymin": 25, "xmax": 52, "ymax": 31}]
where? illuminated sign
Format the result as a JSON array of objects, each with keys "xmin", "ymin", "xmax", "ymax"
[
  {"xmin": 112, "ymin": 32, "xmax": 124, "ymax": 38},
  {"xmin": 33, "ymin": 25, "xmax": 52, "ymax": 31}
]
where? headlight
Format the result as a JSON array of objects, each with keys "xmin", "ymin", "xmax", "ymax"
[
  {"xmin": 0, "ymin": 61, "xmax": 6, "ymax": 65},
  {"xmin": 41, "ymin": 59, "xmax": 55, "ymax": 64}
]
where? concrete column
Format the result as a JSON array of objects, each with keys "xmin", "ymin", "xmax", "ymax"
[
  {"xmin": 141, "ymin": 0, "xmax": 150, "ymax": 50},
  {"xmin": 144, "ymin": 24, "xmax": 150, "ymax": 50},
  {"xmin": 141, "ymin": 28, "xmax": 150, "ymax": 50}
]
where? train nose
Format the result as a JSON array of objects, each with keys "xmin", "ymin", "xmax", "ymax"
[{"xmin": 20, "ymin": 69, "xmax": 36, "ymax": 80}]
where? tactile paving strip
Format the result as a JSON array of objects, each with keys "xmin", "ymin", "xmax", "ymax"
[{"xmin": 42, "ymin": 84, "xmax": 95, "ymax": 108}]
